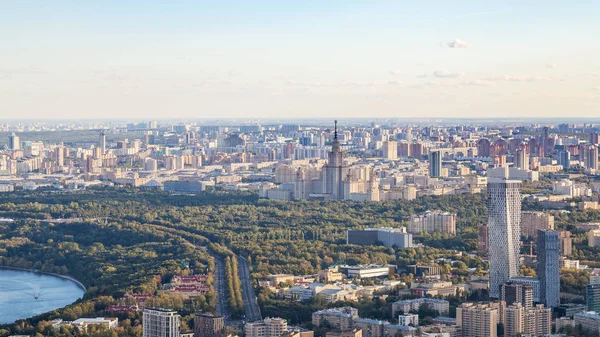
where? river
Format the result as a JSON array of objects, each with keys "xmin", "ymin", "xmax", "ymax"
[{"xmin": 0, "ymin": 269, "xmax": 85, "ymax": 324}]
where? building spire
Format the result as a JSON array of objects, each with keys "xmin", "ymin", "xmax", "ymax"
[{"xmin": 334, "ymin": 120, "xmax": 338, "ymax": 140}]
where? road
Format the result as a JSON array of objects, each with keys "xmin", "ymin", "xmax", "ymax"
[
  {"xmin": 238, "ymin": 255, "xmax": 262, "ymax": 322},
  {"xmin": 211, "ymin": 253, "xmax": 232, "ymax": 325}
]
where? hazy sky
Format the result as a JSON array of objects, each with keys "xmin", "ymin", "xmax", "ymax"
[{"xmin": 1, "ymin": 0, "xmax": 599, "ymax": 119}]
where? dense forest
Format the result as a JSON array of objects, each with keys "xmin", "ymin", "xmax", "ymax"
[{"xmin": 1, "ymin": 187, "xmax": 600, "ymax": 336}]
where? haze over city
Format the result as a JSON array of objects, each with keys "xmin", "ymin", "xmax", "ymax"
[{"xmin": 2, "ymin": 0, "xmax": 599, "ymax": 119}]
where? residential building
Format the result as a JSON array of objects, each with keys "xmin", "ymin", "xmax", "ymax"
[
  {"xmin": 392, "ymin": 298, "xmax": 450, "ymax": 316},
  {"xmin": 488, "ymin": 179, "xmax": 522, "ymax": 299},
  {"xmin": 456, "ymin": 303, "xmax": 498, "ymax": 337},
  {"xmin": 537, "ymin": 229, "xmax": 560, "ymax": 308},
  {"xmin": 312, "ymin": 307, "xmax": 358, "ymax": 330},
  {"xmin": 520, "ymin": 211, "xmax": 554, "ymax": 239},
  {"xmin": 504, "ymin": 304, "xmax": 551, "ymax": 337},
  {"xmin": 143, "ymin": 308, "xmax": 181, "ymax": 337},
  {"xmin": 478, "ymin": 224, "xmax": 488, "ymax": 252},
  {"xmin": 509, "ymin": 277, "xmax": 541, "ymax": 303},
  {"xmin": 574, "ymin": 312, "xmax": 600, "ymax": 335},
  {"xmin": 398, "ymin": 314, "xmax": 419, "ymax": 327},
  {"xmin": 194, "ymin": 314, "xmax": 224, "ymax": 337},
  {"xmin": 408, "ymin": 211, "xmax": 457, "ymax": 236},
  {"xmin": 500, "ymin": 282, "xmax": 533, "ymax": 308},
  {"xmin": 245, "ymin": 318, "xmax": 288, "ymax": 337},
  {"xmin": 326, "ymin": 329, "xmax": 362, "ymax": 337},
  {"xmin": 558, "ymin": 231, "xmax": 573, "ymax": 256},
  {"xmin": 382, "ymin": 141, "xmax": 398, "ymax": 160},
  {"xmin": 588, "ymin": 230, "xmax": 600, "ymax": 247},
  {"xmin": 353, "ymin": 318, "xmax": 386, "ymax": 337}
]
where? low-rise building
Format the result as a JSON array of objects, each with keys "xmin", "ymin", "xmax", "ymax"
[
  {"xmin": 71, "ymin": 317, "xmax": 119, "ymax": 330},
  {"xmin": 392, "ymin": 298, "xmax": 450, "ymax": 316},
  {"xmin": 312, "ymin": 307, "xmax": 359, "ymax": 330}
]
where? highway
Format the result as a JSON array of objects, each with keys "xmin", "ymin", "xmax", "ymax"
[
  {"xmin": 238, "ymin": 255, "xmax": 262, "ymax": 322},
  {"xmin": 211, "ymin": 253, "xmax": 232, "ymax": 325}
]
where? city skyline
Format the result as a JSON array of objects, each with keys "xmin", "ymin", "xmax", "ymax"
[{"xmin": 1, "ymin": 1, "xmax": 599, "ymax": 119}]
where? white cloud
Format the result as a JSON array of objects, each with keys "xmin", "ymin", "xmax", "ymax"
[
  {"xmin": 434, "ymin": 70, "xmax": 464, "ymax": 78},
  {"xmin": 447, "ymin": 38, "xmax": 469, "ymax": 48},
  {"xmin": 387, "ymin": 80, "xmax": 403, "ymax": 85},
  {"xmin": 481, "ymin": 75, "xmax": 555, "ymax": 82},
  {"xmin": 546, "ymin": 63, "xmax": 558, "ymax": 69},
  {"xmin": 417, "ymin": 74, "xmax": 428, "ymax": 78},
  {"xmin": 389, "ymin": 70, "xmax": 403, "ymax": 76},
  {"xmin": 460, "ymin": 80, "xmax": 494, "ymax": 87}
]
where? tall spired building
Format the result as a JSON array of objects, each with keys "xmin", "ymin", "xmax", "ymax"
[
  {"xmin": 488, "ymin": 178, "xmax": 522, "ymax": 298},
  {"xmin": 322, "ymin": 120, "xmax": 348, "ymax": 200}
]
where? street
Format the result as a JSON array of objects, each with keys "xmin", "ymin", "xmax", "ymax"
[{"xmin": 238, "ymin": 255, "xmax": 262, "ymax": 322}]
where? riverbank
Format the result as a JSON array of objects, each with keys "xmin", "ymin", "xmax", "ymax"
[{"xmin": 0, "ymin": 266, "xmax": 87, "ymax": 292}]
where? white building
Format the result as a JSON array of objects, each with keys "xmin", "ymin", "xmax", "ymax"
[
  {"xmin": 398, "ymin": 314, "xmax": 419, "ymax": 327},
  {"xmin": 488, "ymin": 178, "xmax": 522, "ymax": 299},
  {"xmin": 143, "ymin": 308, "xmax": 180, "ymax": 337}
]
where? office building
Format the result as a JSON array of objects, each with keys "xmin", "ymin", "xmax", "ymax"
[
  {"xmin": 558, "ymin": 231, "xmax": 573, "ymax": 256},
  {"xmin": 500, "ymin": 282, "xmax": 533, "ymax": 308},
  {"xmin": 312, "ymin": 307, "xmax": 358, "ymax": 330},
  {"xmin": 408, "ymin": 211, "xmax": 456, "ymax": 236},
  {"xmin": 430, "ymin": 150, "xmax": 442, "ymax": 178},
  {"xmin": 586, "ymin": 284, "xmax": 600, "ymax": 312},
  {"xmin": 8, "ymin": 133, "xmax": 20, "ymax": 151},
  {"xmin": 346, "ymin": 228, "xmax": 413, "ymax": 248},
  {"xmin": 143, "ymin": 308, "xmax": 181, "ymax": 337},
  {"xmin": 382, "ymin": 141, "xmax": 398, "ymax": 160},
  {"xmin": 537, "ymin": 229, "xmax": 560, "ymax": 308},
  {"xmin": 514, "ymin": 149, "xmax": 529, "ymax": 170},
  {"xmin": 194, "ymin": 314, "xmax": 224, "ymax": 337},
  {"xmin": 520, "ymin": 211, "xmax": 554, "ymax": 239},
  {"xmin": 456, "ymin": 303, "xmax": 498, "ymax": 337},
  {"xmin": 488, "ymin": 179, "xmax": 522, "ymax": 299},
  {"xmin": 245, "ymin": 318, "xmax": 287, "ymax": 337}
]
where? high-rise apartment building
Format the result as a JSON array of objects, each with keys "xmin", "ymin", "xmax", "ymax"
[
  {"xmin": 456, "ymin": 303, "xmax": 498, "ymax": 337},
  {"xmin": 194, "ymin": 314, "xmax": 224, "ymax": 337},
  {"xmin": 99, "ymin": 130, "xmax": 106, "ymax": 153},
  {"xmin": 488, "ymin": 179, "xmax": 522, "ymax": 299},
  {"xmin": 478, "ymin": 224, "xmax": 489, "ymax": 252},
  {"xmin": 8, "ymin": 133, "xmax": 20, "ymax": 151},
  {"xmin": 408, "ymin": 211, "xmax": 456, "ymax": 235},
  {"xmin": 429, "ymin": 150, "xmax": 442, "ymax": 178},
  {"xmin": 537, "ymin": 230, "xmax": 560, "ymax": 308},
  {"xmin": 504, "ymin": 304, "xmax": 551, "ymax": 337},
  {"xmin": 514, "ymin": 149, "xmax": 529, "ymax": 170},
  {"xmin": 500, "ymin": 282, "xmax": 533, "ymax": 308},
  {"xmin": 558, "ymin": 231, "xmax": 573, "ymax": 256},
  {"xmin": 588, "ymin": 230, "xmax": 600, "ymax": 247},
  {"xmin": 245, "ymin": 318, "xmax": 287, "ymax": 337},
  {"xmin": 143, "ymin": 308, "xmax": 181, "ymax": 337},
  {"xmin": 382, "ymin": 141, "xmax": 398, "ymax": 160},
  {"xmin": 520, "ymin": 211, "xmax": 554, "ymax": 239},
  {"xmin": 586, "ymin": 145, "xmax": 599, "ymax": 171}
]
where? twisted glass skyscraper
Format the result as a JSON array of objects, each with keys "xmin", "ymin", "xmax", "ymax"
[{"xmin": 488, "ymin": 178, "xmax": 522, "ymax": 299}]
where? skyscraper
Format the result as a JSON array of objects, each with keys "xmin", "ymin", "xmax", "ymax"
[
  {"xmin": 586, "ymin": 145, "xmax": 599, "ymax": 171},
  {"xmin": 322, "ymin": 121, "xmax": 347, "ymax": 200},
  {"xmin": 99, "ymin": 130, "xmax": 106, "ymax": 153},
  {"xmin": 488, "ymin": 178, "xmax": 522, "ymax": 299},
  {"xmin": 559, "ymin": 150, "xmax": 570, "ymax": 170},
  {"xmin": 537, "ymin": 229, "xmax": 560, "ymax": 308},
  {"xmin": 8, "ymin": 133, "xmax": 20, "ymax": 151},
  {"xmin": 194, "ymin": 314, "xmax": 224, "ymax": 337},
  {"xmin": 143, "ymin": 308, "xmax": 181, "ymax": 337},
  {"xmin": 587, "ymin": 284, "xmax": 600, "ymax": 312},
  {"xmin": 429, "ymin": 150, "xmax": 441, "ymax": 178},
  {"xmin": 514, "ymin": 149, "xmax": 529, "ymax": 170},
  {"xmin": 382, "ymin": 141, "xmax": 398, "ymax": 160}
]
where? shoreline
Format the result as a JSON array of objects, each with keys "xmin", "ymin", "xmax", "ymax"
[{"xmin": 0, "ymin": 265, "xmax": 87, "ymax": 293}]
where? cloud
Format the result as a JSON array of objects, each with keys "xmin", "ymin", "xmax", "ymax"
[
  {"xmin": 481, "ymin": 75, "xmax": 556, "ymax": 82},
  {"xmin": 448, "ymin": 38, "xmax": 469, "ymax": 48},
  {"xmin": 387, "ymin": 80, "xmax": 403, "ymax": 85},
  {"xmin": 591, "ymin": 73, "xmax": 600, "ymax": 78},
  {"xmin": 417, "ymin": 74, "xmax": 428, "ymax": 78},
  {"xmin": 546, "ymin": 63, "xmax": 558, "ymax": 69},
  {"xmin": 389, "ymin": 70, "xmax": 403, "ymax": 76},
  {"xmin": 460, "ymin": 80, "xmax": 494, "ymax": 87},
  {"xmin": 433, "ymin": 70, "xmax": 464, "ymax": 78}
]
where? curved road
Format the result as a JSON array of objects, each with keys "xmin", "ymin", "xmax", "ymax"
[{"xmin": 238, "ymin": 256, "xmax": 262, "ymax": 322}]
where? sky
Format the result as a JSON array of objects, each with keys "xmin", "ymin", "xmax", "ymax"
[{"xmin": 1, "ymin": 0, "xmax": 599, "ymax": 119}]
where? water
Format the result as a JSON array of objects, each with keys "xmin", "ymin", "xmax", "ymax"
[{"xmin": 0, "ymin": 269, "xmax": 85, "ymax": 324}]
